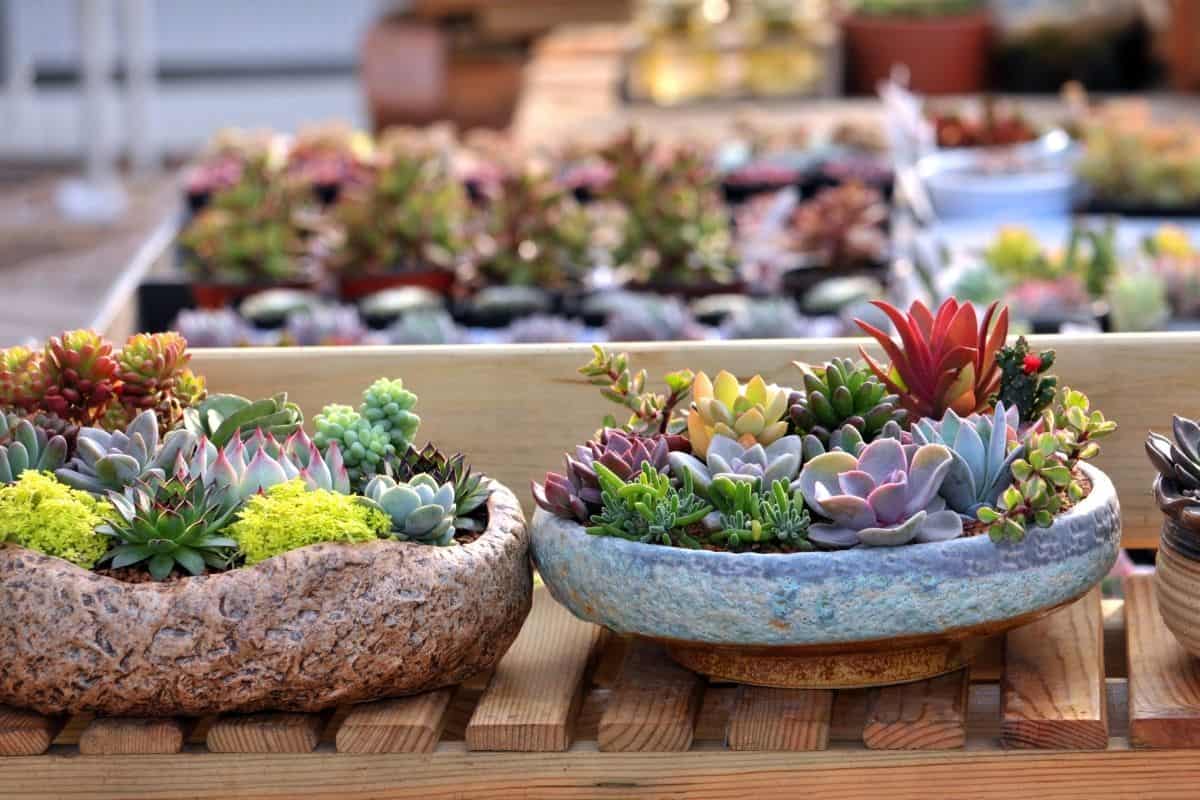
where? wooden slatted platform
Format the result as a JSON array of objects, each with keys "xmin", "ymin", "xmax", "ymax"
[{"xmin": 5, "ymin": 576, "xmax": 1200, "ymax": 798}]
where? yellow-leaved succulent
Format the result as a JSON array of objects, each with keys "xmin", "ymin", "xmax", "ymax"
[{"xmin": 686, "ymin": 371, "xmax": 789, "ymax": 457}]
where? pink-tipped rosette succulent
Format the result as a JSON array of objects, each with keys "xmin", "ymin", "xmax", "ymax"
[{"xmin": 798, "ymin": 438, "xmax": 962, "ymax": 548}]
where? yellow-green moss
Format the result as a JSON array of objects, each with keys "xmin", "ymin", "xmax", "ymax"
[
  {"xmin": 229, "ymin": 480, "xmax": 391, "ymax": 565},
  {"xmin": 0, "ymin": 471, "xmax": 108, "ymax": 568}
]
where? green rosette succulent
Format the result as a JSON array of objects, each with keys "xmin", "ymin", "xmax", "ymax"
[
  {"xmin": 363, "ymin": 473, "xmax": 457, "ymax": 546},
  {"xmin": 56, "ymin": 410, "xmax": 196, "ymax": 495},
  {"xmin": 788, "ymin": 358, "xmax": 908, "ymax": 447},
  {"xmin": 911, "ymin": 403, "xmax": 1023, "ymax": 516},
  {"xmin": 183, "ymin": 392, "xmax": 303, "ymax": 448},
  {"xmin": 393, "ymin": 443, "xmax": 490, "ymax": 529},
  {"xmin": 0, "ymin": 413, "xmax": 69, "ymax": 484}
]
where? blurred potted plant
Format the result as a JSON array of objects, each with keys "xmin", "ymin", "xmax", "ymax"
[
  {"xmin": 324, "ymin": 141, "xmax": 466, "ymax": 300},
  {"xmin": 285, "ymin": 121, "xmax": 374, "ymax": 205},
  {"xmin": 778, "ymin": 182, "xmax": 890, "ymax": 296},
  {"xmin": 843, "ymin": 0, "xmax": 991, "ymax": 96},
  {"xmin": 600, "ymin": 131, "xmax": 736, "ymax": 296}
]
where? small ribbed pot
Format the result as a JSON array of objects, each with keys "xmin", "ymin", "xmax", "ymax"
[
  {"xmin": 533, "ymin": 463, "xmax": 1120, "ymax": 689},
  {"xmin": 1155, "ymin": 518, "xmax": 1200, "ymax": 658},
  {"xmin": 0, "ymin": 480, "xmax": 532, "ymax": 717}
]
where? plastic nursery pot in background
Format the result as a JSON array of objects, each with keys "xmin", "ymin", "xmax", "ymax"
[
  {"xmin": 337, "ymin": 268, "xmax": 456, "ymax": 302},
  {"xmin": 842, "ymin": 11, "xmax": 991, "ymax": 96},
  {"xmin": 191, "ymin": 279, "xmax": 321, "ymax": 311}
]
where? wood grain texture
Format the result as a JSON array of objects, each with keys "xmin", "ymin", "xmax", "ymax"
[
  {"xmin": 1125, "ymin": 574, "xmax": 1200, "ymax": 748},
  {"xmin": 206, "ymin": 713, "xmax": 323, "ymax": 754},
  {"xmin": 78, "ymin": 717, "xmax": 189, "ymax": 755},
  {"xmin": 863, "ymin": 670, "xmax": 970, "ymax": 750},
  {"xmin": 335, "ymin": 690, "xmax": 454, "ymax": 754},
  {"xmin": 465, "ymin": 587, "xmax": 603, "ymax": 752},
  {"xmin": 0, "ymin": 707, "xmax": 63, "ymax": 756},
  {"xmin": 597, "ymin": 641, "xmax": 705, "ymax": 752},
  {"xmin": 726, "ymin": 686, "xmax": 833, "ymax": 751},
  {"xmin": 188, "ymin": 332, "xmax": 1196, "ymax": 550},
  {"xmin": 1002, "ymin": 588, "xmax": 1108, "ymax": 749}
]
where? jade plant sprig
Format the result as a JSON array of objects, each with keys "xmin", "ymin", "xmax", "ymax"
[{"xmin": 579, "ymin": 345, "xmax": 694, "ymax": 438}]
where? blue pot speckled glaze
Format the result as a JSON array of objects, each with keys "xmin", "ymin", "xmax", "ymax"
[{"xmin": 532, "ymin": 463, "xmax": 1120, "ymax": 647}]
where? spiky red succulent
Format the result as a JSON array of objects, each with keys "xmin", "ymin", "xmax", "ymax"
[
  {"xmin": 40, "ymin": 330, "xmax": 119, "ymax": 426},
  {"xmin": 855, "ymin": 299, "xmax": 1009, "ymax": 421},
  {"xmin": 0, "ymin": 346, "xmax": 46, "ymax": 412}
]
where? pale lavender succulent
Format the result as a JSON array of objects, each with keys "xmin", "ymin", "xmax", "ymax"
[
  {"xmin": 668, "ymin": 434, "xmax": 802, "ymax": 495},
  {"xmin": 797, "ymin": 438, "xmax": 961, "ymax": 548},
  {"xmin": 911, "ymin": 402, "xmax": 1023, "ymax": 515}
]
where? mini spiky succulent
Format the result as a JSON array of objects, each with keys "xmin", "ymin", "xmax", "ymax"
[
  {"xmin": 856, "ymin": 299, "xmax": 1009, "ymax": 421},
  {"xmin": 911, "ymin": 403, "xmax": 1023, "ymax": 516},
  {"xmin": 585, "ymin": 462, "xmax": 711, "ymax": 548},
  {"xmin": 994, "ymin": 337, "xmax": 1057, "ymax": 424},
  {"xmin": 0, "ymin": 346, "xmax": 46, "ymax": 412},
  {"xmin": 1147, "ymin": 415, "xmax": 1200, "ymax": 533},
  {"xmin": 0, "ymin": 412, "xmax": 69, "ymax": 484},
  {"xmin": 98, "ymin": 477, "xmax": 240, "ymax": 580},
  {"xmin": 393, "ymin": 443, "xmax": 490, "ymax": 527},
  {"xmin": 687, "ymin": 371, "xmax": 789, "ymax": 458},
  {"xmin": 57, "ymin": 410, "xmax": 196, "ymax": 495},
  {"xmin": 363, "ymin": 473, "xmax": 457, "ymax": 546},
  {"xmin": 787, "ymin": 357, "xmax": 908, "ymax": 447},
  {"xmin": 797, "ymin": 438, "xmax": 961, "ymax": 548},
  {"xmin": 668, "ymin": 434, "xmax": 802, "ymax": 496},
  {"xmin": 705, "ymin": 477, "xmax": 813, "ymax": 551},
  {"xmin": 41, "ymin": 330, "xmax": 120, "ymax": 426},
  {"xmin": 183, "ymin": 392, "xmax": 303, "ymax": 448}
]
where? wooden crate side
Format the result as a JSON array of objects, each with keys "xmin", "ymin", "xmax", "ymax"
[
  {"xmin": 206, "ymin": 712, "xmax": 323, "ymax": 754},
  {"xmin": 597, "ymin": 641, "xmax": 704, "ymax": 752},
  {"xmin": 78, "ymin": 717, "xmax": 189, "ymax": 755},
  {"xmin": 188, "ymin": 332, "xmax": 1198, "ymax": 550},
  {"xmin": 726, "ymin": 686, "xmax": 833, "ymax": 751},
  {"xmin": 336, "ymin": 690, "xmax": 455, "ymax": 754},
  {"xmin": 862, "ymin": 670, "xmax": 970, "ymax": 750}
]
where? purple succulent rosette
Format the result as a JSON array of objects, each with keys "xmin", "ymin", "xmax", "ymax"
[
  {"xmin": 797, "ymin": 438, "xmax": 962, "ymax": 548},
  {"xmin": 667, "ymin": 434, "xmax": 803, "ymax": 495}
]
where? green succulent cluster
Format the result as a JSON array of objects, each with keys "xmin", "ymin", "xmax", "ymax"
[
  {"xmin": 0, "ymin": 412, "xmax": 69, "ymax": 484},
  {"xmin": 788, "ymin": 358, "xmax": 908, "ymax": 446},
  {"xmin": 314, "ymin": 378, "xmax": 421, "ymax": 488},
  {"xmin": 393, "ymin": 443, "xmax": 490, "ymax": 530},
  {"xmin": 707, "ymin": 477, "xmax": 812, "ymax": 551},
  {"xmin": 994, "ymin": 337, "xmax": 1057, "ymax": 424},
  {"xmin": 586, "ymin": 462, "xmax": 710, "ymax": 547},
  {"xmin": 977, "ymin": 388, "xmax": 1116, "ymax": 542},
  {"xmin": 183, "ymin": 392, "xmax": 302, "ymax": 448},
  {"xmin": 363, "ymin": 473, "xmax": 458, "ymax": 546},
  {"xmin": 578, "ymin": 345, "xmax": 694, "ymax": 437}
]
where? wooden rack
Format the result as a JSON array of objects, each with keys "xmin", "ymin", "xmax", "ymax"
[{"xmin": 3, "ymin": 575, "xmax": 1200, "ymax": 799}]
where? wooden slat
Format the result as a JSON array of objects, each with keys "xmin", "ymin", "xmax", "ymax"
[
  {"xmin": 1001, "ymin": 589, "xmax": 1108, "ymax": 749},
  {"xmin": 189, "ymin": 332, "xmax": 1199, "ymax": 551},
  {"xmin": 336, "ymin": 690, "xmax": 455, "ymax": 754},
  {"xmin": 0, "ymin": 707, "xmax": 63, "ymax": 757},
  {"xmin": 1126, "ymin": 574, "xmax": 1200, "ymax": 748},
  {"xmin": 597, "ymin": 641, "xmax": 704, "ymax": 752},
  {"xmin": 862, "ymin": 670, "xmax": 970, "ymax": 750},
  {"xmin": 466, "ymin": 587, "xmax": 603, "ymax": 752},
  {"xmin": 78, "ymin": 717, "xmax": 189, "ymax": 755},
  {"xmin": 726, "ymin": 686, "xmax": 833, "ymax": 751},
  {"xmin": 968, "ymin": 635, "xmax": 1006, "ymax": 682},
  {"xmin": 206, "ymin": 712, "xmax": 323, "ymax": 754}
]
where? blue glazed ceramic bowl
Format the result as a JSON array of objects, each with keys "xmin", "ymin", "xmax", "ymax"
[{"xmin": 532, "ymin": 463, "xmax": 1120, "ymax": 688}]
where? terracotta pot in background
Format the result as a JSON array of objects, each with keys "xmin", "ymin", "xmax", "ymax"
[
  {"xmin": 191, "ymin": 279, "xmax": 319, "ymax": 310},
  {"xmin": 337, "ymin": 269, "xmax": 456, "ymax": 302},
  {"xmin": 842, "ymin": 11, "xmax": 991, "ymax": 95}
]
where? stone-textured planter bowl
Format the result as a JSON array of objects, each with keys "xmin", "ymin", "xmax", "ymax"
[
  {"xmin": 532, "ymin": 463, "xmax": 1120, "ymax": 689},
  {"xmin": 0, "ymin": 480, "xmax": 531, "ymax": 717}
]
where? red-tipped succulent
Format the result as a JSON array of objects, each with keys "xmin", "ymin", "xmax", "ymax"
[
  {"xmin": 855, "ymin": 299, "xmax": 1009, "ymax": 421},
  {"xmin": 40, "ymin": 330, "xmax": 120, "ymax": 426},
  {"xmin": 0, "ymin": 346, "xmax": 47, "ymax": 412}
]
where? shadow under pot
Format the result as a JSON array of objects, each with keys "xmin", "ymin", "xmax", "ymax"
[{"xmin": 531, "ymin": 462, "xmax": 1120, "ymax": 689}]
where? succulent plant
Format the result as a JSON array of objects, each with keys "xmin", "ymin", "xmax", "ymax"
[
  {"xmin": 705, "ymin": 477, "xmax": 813, "ymax": 551},
  {"xmin": 1108, "ymin": 272, "xmax": 1170, "ymax": 333},
  {"xmin": 719, "ymin": 298, "xmax": 815, "ymax": 340},
  {"xmin": 687, "ymin": 371, "xmax": 789, "ymax": 458},
  {"xmin": 98, "ymin": 477, "xmax": 240, "ymax": 580},
  {"xmin": 57, "ymin": 410, "xmax": 196, "ymax": 495},
  {"xmin": 578, "ymin": 346, "xmax": 694, "ymax": 437},
  {"xmin": 239, "ymin": 289, "xmax": 323, "ymax": 328},
  {"xmin": 1150, "ymin": 252, "xmax": 1200, "ymax": 319},
  {"xmin": 392, "ymin": 442, "xmax": 490, "ymax": 526},
  {"xmin": 178, "ymin": 184, "xmax": 306, "ymax": 283},
  {"xmin": 386, "ymin": 310, "xmax": 464, "ymax": 345},
  {"xmin": 798, "ymin": 438, "xmax": 961, "ymax": 548},
  {"xmin": 358, "ymin": 287, "xmax": 444, "ymax": 325},
  {"xmin": 114, "ymin": 332, "xmax": 204, "ymax": 434},
  {"xmin": 282, "ymin": 304, "xmax": 369, "ymax": 347},
  {"xmin": 787, "ymin": 357, "xmax": 908, "ymax": 448},
  {"xmin": 1147, "ymin": 415, "xmax": 1200, "ymax": 532},
  {"xmin": 983, "ymin": 226, "xmax": 1055, "ymax": 282},
  {"xmin": 0, "ymin": 412, "xmax": 69, "ymax": 484},
  {"xmin": 363, "ymin": 473, "xmax": 458, "ymax": 546},
  {"xmin": 604, "ymin": 296, "xmax": 706, "ymax": 342},
  {"xmin": 41, "ymin": 330, "xmax": 120, "ymax": 426},
  {"xmin": 586, "ymin": 462, "xmax": 712, "ymax": 548},
  {"xmin": 313, "ymin": 404, "xmax": 395, "ymax": 488},
  {"xmin": 362, "ymin": 378, "xmax": 421, "ymax": 450},
  {"xmin": 171, "ymin": 308, "xmax": 257, "ymax": 348},
  {"xmin": 911, "ymin": 403, "xmax": 1023, "ymax": 515},
  {"xmin": 466, "ymin": 285, "xmax": 553, "ymax": 322},
  {"xmin": 179, "ymin": 428, "xmax": 350, "ymax": 499},
  {"xmin": 798, "ymin": 419, "xmax": 909, "ymax": 462},
  {"xmin": 994, "ymin": 337, "xmax": 1057, "ymax": 425},
  {"xmin": 1077, "ymin": 114, "xmax": 1200, "ymax": 209},
  {"xmin": 0, "ymin": 346, "xmax": 46, "ymax": 412},
  {"xmin": 668, "ymin": 434, "xmax": 802, "ymax": 496},
  {"xmin": 787, "ymin": 182, "xmax": 888, "ymax": 270},
  {"xmin": 505, "ymin": 314, "xmax": 584, "ymax": 344},
  {"xmin": 182, "ymin": 392, "xmax": 303, "ymax": 448},
  {"xmin": 856, "ymin": 298, "xmax": 1009, "ymax": 421}
]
